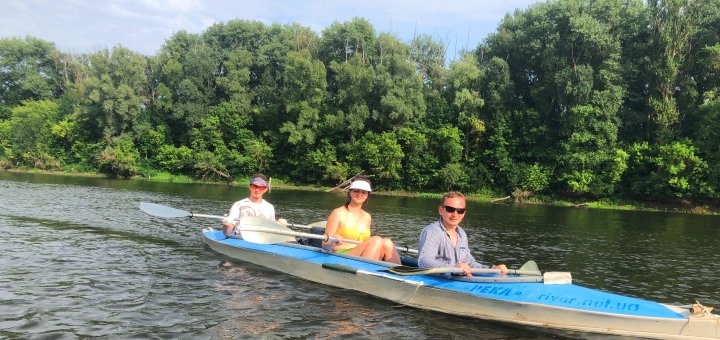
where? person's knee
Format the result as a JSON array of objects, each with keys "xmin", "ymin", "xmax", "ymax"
[{"xmin": 368, "ymin": 236, "xmax": 383, "ymax": 245}]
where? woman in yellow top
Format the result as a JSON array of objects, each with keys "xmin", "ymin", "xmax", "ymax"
[{"xmin": 322, "ymin": 176, "xmax": 401, "ymax": 264}]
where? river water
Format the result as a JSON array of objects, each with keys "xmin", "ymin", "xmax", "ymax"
[{"xmin": 1, "ymin": 172, "xmax": 718, "ymax": 339}]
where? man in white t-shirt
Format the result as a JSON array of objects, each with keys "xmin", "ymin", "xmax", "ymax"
[{"xmin": 222, "ymin": 173, "xmax": 282, "ymax": 236}]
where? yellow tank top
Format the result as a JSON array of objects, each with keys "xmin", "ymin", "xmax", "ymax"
[{"xmin": 335, "ymin": 209, "xmax": 371, "ymax": 242}]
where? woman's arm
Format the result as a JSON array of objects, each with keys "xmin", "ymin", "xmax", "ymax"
[
  {"xmin": 322, "ymin": 207, "xmax": 342, "ymax": 249},
  {"xmin": 365, "ymin": 212, "xmax": 372, "ymax": 233}
]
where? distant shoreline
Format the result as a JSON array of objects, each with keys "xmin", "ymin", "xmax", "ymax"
[{"xmin": 2, "ymin": 168, "xmax": 716, "ymax": 216}]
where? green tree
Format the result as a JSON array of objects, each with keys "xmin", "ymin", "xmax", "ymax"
[
  {"xmin": 156, "ymin": 144, "xmax": 193, "ymax": 174},
  {"xmin": 558, "ymin": 105, "xmax": 625, "ymax": 197},
  {"xmin": 214, "ymin": 47, "xmax": 254, "ymax": 152},
  {"xmin": 438, "ymin": 162, "xmax": 469, "ymax": 191},
  {"xmin": 97, "ymin": 134, "xmax": 140, "ymax": 178},
  {"xmin": 645, "ymin": 0, "xmax": 712, "ymax": 143},
  {"xmin": 325, "ymin": 55, "xmax": 375, "ymax": 143},
  {"xmin": 654, "ymin": 140, "xmax": 710, "ymax": 198},
  {"xmin": 319, "ymin": 17, "xmax": 377, "ymax": 65},
  {"xmin": 409, "ymin": 34, "xmax": 446, "ymax": 88},
  {"xmin": 190, "ymin": 115, "xmax": 232, "ymax": 181},
  {"xmin": 279, "ymin": 50, "xmax": 327, "ymax": 146},
  {"xmin": 371, "ymin": 33, "xmax": 426, "ymax": 131},
  {"xmin": 475, "ymin": 56, "xmax": 537, "ymax": 192},
  {"xmin": 446, "ymin": 52, "xmax": 485, "ymax": 161},
  {"xmin": 153, "ymin": 31, "xmax": 218, "ymax": 146},
  {"xmin": 81, "ymin": 46, "xmax": 149, "ymax": 140},
  {"xmin": 481, "ymin": 0, "xmax": 626, "ymax": 197},
  {"xmin": 244, "ymin": 139, "xmax": 273, "ymax": 174},
  {"xmin": 396, "ymin": 127, "xmax": 437, "ymax": 190},
  {"xmin": 695, "ymin": 46, "xmax": 720, "ymax": 195},
  {"xmin": 623, "ymin": 141, "xmax": 710, "ymax": 199},
  {"xmin": 521, "ymin": 163, "xmax": 552, "ymax": 193},
  {"xmin": 356, "ymin": 131, "xmax": 404, "ymax": 186},
  {"xmin": 3, "ymin": 100, "xmax": 61, "ymax": 169},
  {"xmin": 251, "ymin": 23, "xmax": 319, "ymax": 134},
  {"xmin": 427, "ymin": 126, "xmax": 465, "ymax": 190},
  {"xmin": 293, "ymin": 140, "xmax": 349, "ymax": 184},
  {"xmin": 0, "ymin": 37, "xmax": 62, "ymax": 113},
  {"xmin": 135, "ymin": 124, "xmax": 168, "ymax": 168}
]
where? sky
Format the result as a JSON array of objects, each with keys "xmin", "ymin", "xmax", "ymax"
[{"xmin": 1, "ymin": 0, "xmax": 541, "ymax": 59}]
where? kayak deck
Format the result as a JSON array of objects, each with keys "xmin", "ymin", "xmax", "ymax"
[{"xmin": 202, "ymin": 229, "xmax": 720, "ymax": 339}]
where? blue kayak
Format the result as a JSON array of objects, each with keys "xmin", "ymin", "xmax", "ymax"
[{"xmin": 201, "ymin": 228, "xmax": 720, "ymax": 339}]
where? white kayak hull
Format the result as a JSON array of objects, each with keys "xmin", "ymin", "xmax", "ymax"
[{"xmin": 201, "ymin": 229, "xmax": 719, "ymax": 339}]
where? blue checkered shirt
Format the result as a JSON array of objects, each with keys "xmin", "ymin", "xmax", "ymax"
[{"xmin": 418, "ymin": 219, "xmax": 490, "ymax": 275}]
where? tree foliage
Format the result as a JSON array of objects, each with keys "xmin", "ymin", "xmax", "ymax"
[{"xmin": 2, "ymin": 2, "xmax": 720, "ymax": 204}]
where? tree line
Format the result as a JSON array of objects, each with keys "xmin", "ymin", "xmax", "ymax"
[{"xmin": 1, "ymin": 0, "xmax": 719, "ymax": 206}]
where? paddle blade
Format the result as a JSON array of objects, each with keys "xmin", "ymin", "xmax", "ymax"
[
  {"xmin": 238, "ymin": 217, "xmax": 296, "ymax": 244},
  {"xmin": 139, "ymin": 202, "xmax": 191, "ymax": 218},
  {"xmin": 307, "ymin": 221, "xmax": 327, "ymax": 228},
  {"xmin": 518, "ymin": 260, "xmax": 540, "ymax": 273},
  {"xmin": 240, "ymin": 229, "xmax": 295, "ymax": 244},
  {"xmin": 385, "ymin": 266, "xmax": 436, "ymax": 275}
]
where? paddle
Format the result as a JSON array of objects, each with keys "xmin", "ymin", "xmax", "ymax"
[
  {"xmin": 239, "ymin": 216, "xmax": 418, "ymax": 254},
  {"xmin": 235, "ymin": 216, "xmax": 298, "ymax": 244},
  {"xmin": 139, "ymin": 202, "xmax": 315, "ymax": 228},
  {"xmin": 386, "ymin": 260, "xmax": 542, "ymax": 276},
  {"xmin": 139, "ymin": 202, "xmax": 225, "ymax": 220},
  {"xmin": 139, "ymin": 202, "xmax": 418, "ymax": 254},
  {"xmin": 286, "ymin": 221, "xmax": 327, "ymax": 229}
]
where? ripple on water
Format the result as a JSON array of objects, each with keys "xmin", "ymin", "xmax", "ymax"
[{"xmin": 1, "ymin": 175, "xmax": 718, "ymax": 339}]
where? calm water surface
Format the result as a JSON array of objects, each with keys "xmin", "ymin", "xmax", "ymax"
[{"xmin": 1, "ymin": 172, "xmax": 719, "ymax": 339}]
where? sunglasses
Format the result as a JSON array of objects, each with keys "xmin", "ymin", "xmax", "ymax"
[
  {"xmin": 250, "ymin": 184, "xmax": 268, "ymax": 191},
  {"xmin": 442, "ymin": 205, "xmax": 466, "ymax": 214}
]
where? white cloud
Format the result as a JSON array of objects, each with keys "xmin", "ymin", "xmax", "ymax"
[{"xmin": 0, "ymin": 0, "xmax": 540, "ymax": 55}]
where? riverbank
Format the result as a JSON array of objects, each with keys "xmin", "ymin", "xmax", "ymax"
[{"xmin": 3, "ymin": 168, "xmax": 717, "ymax": 215}]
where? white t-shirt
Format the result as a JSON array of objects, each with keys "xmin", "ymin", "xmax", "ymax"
[{"xmin": 226, "ymin": 198, "xmax": 276, "ymax": 234}]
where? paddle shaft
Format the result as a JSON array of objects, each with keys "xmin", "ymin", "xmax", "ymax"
[
  {"xmin": 140, "ymin": 202, "xmax": 417, "ymax": 254},
  {"xmin": 139, "ymin": 202, "xmax": 225, "ymax": 219},
  {"xmin": 285, "ymin": 222, "xmax": 418, "ymax": 254},
  {"xmin": 444, "ymin": 268, "xmax": 542, "ymax": 275},
  {"xmin": 191, "ymin": 213, "xmax": 224, "ymax": 219},
  {"xmin": 237, "ymin": 227, "xmax": 418, "ymax": 254},
  {"xmin": 434, "ymin": 268, "xmax": 504, "ymax": 275},
  {"xmin": 395, "ymin": 267, "xmax": 502, "ymax": 275},
  {"xmin": 388, "ymin": 265, "xmax": 542, "ymax": 276}
]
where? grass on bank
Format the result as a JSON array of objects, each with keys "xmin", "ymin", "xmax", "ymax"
[
  {"xmin": 2, "ymin": 167, "xmax": 716, "ymax": 215},
  {"xmin": 131, "ymin": 173, "xmax": 720, "ymax": 215}
]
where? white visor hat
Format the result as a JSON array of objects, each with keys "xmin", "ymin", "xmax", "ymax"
[{"xmin": 348, "ymin": 180, "xmax": 372, "ymax": 192}]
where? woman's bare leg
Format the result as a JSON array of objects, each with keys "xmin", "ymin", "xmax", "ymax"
[
  {"xmin": 347, "ymin": 236, "xmax": 383, "ymax": 260},
  {"xmin": 381, "ymin": 238, "xmax": 401, "ymax": 264}
]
